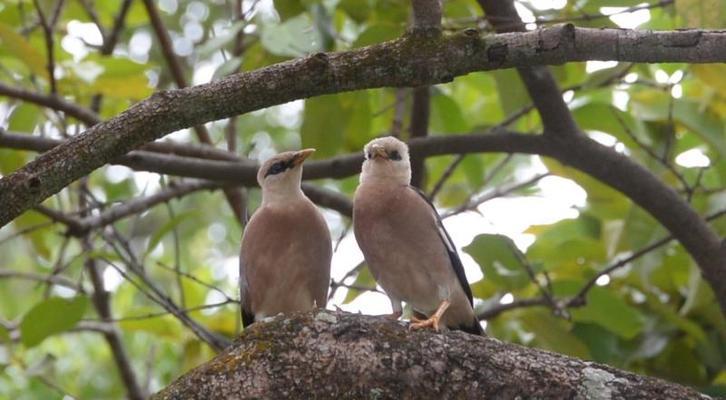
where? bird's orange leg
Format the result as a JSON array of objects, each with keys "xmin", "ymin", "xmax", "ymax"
[{"xmin": 409, "ymin": 299, "xmax": 451, "ymax": 332}]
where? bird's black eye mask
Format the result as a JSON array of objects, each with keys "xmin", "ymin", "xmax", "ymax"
[
  {"xmin": 264, "ymin": 159, "xmax": 293, "ymax": 177},
  {"xmin": 366, "ymin": 149, "xmax": 403, "ymax": 161}
]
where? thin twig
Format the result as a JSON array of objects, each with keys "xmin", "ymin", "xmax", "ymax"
[
  {"xmin": 610, "ymin": 107, "xmax": 691, "ymax": 193},
  {"xmin": 443, "ymin": 172, "xmax": 549, "ymax": 218}
]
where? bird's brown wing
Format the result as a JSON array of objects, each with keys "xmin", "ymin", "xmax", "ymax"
[
  {"xmin": 239, "ymin": 238, "xmax": 255, "ymax": 327},
  {"xmin": 409, "ymin": 186, "xmax": 474, "ymax": 306}
]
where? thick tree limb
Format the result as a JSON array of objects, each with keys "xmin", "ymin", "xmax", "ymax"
[
  {"xmin": 3, "ymin": 26, "xmax": 726, "ymax": 227},
  {"xmin": 478, "ymin": 0, "xmax": 579, "ymax": 137},
  {"xmin": 153, "ymin": 310, "xmax": 711, "ymax": 399}
]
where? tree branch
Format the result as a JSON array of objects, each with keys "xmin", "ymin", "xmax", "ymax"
[
  {"xmin": 409, "ymin": 86, "xmax": 430, "ymax": 189},
  {"xmin": 1, "ymin": 27, "xmax": 725, "ymax": 313},
  {"xmin": 3, "ymin": 26, "xmax": 725, "ymax": 226},
  {"xmin": 477, "ymin": 0, "xmax": 579, "ymax": 137},
  {"xmin": 0, "ymin": 83, "xmax": 100, "ymax": 125},
  {"xmin": 83, "ymin": 241, "xmax": 145, "ymax": 400},
  {"xmin": 153, "ymin": 310, "xmax": 711, "ymax": 399},
  {"xmin": 0, "ymin": 268, "xmax": 80, "ymax": 291},
  {"xmin": 68, "ymin": 180, "xmax": 224, "ymax": 236},
  {"xmin": 141, "ymin": 0, "xmax": 246, "ymax": 223},
  {"xmin": 2, "ymin": 131, "xmax": 725, "ymax": 312}
]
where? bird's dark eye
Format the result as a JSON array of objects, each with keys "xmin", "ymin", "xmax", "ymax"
[
  {"xmin": 389, "ymin": 150, "xmax": 402, "ymax": 161},
  {"xmin": 265, "ymin": 161, "xmax": 288, "ymax": 177},
  {"xmin": 366, "ymin": 151, "xmax": 373, "ymax": 160}
]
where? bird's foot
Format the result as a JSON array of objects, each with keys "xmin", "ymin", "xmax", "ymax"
[{"xmin": 408, "ymin": 300, "xmax": 451, "ymax": 332}]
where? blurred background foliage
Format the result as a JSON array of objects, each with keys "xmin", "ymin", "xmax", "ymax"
[{"xmin": 0, "ymin": 0, "xmax": 725, "ymax": 398}]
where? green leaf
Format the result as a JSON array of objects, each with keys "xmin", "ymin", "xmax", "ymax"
[
  {"xmin": 521, "ymin": 309, "xmax": 591, "ymax": 359},
  {"xmin": 554, "ymin": 281, "xmax": 644, "ymax": 339},
  {"xmin": 339, "ymin": 0, "xmax": 371, "ymax": 22},
  {"xmin": 273, "ymin": 0, "xmax": 305, "ymax": 21},
  {"xmin": 20, "ymin": 296, "xmax": 89, "ymax": 348},
  {"xmin": 0, "ymin": 22, "xmax": 47, "ymax": 78},
  {"xmin": 13, "ymin": 210, "xmax": 51, "ymax": 259},
  {"xmin": 353, "ymin": 23, "xmax": 402, "ymax": 48},
  {"xmin": 572, "ymin": 323, "xmax": 622, "ymax": 364},
  {"xmin": 673, "ymin": 101, "xmax": 726, "ymax": 158},
  {"xmin": 573, "ymin": 103, "xmax": 639, "ymax": 148},
  {"xmin": 492, "ymin": 69, "xmax": 530, "ymax": 117},
  {"xmin": 145, "ymin": 210, "xmax": 198, "ymax": 257},
  {"xmin": 344, "ymin": 265, "xmax": 376, "ymax": 303},
  {"xmin": 470, "ymin": 278, "xmax": 497, "ymax": 299},
  {"xmin": 300, "ymin": 94, "xmax": 349, "ymax": 157},
  {"xmin": 675, "ymin": 0, "xmax": 724, "ymax": 28},
  {"xmin": 629, "ymin": 91, "xmax": 726, "ymax": 157},
  {"xmin": 692, "ymin": 65, "xmax": 726, "ymax": 98},
  {"xmin": 196, "ymin": 20, "xmax": 247, "ymax": 59},
  {"xmin": 8, "ymin": 104, "xmax": 39, "ymax": 132},
  {"xmin": 527, "ymin": 214, "xmax": 606, "ymax": 270},
  {"xmin": 463, "ymin": 234, "xmax": 529, "ymax": 290},
  {"xmin": 342, "ymin": 90, "xmax": 373, "ymax": 151},
  {"xmin": 653, "ymin": 339, "xmax": 707, "ymax": 385},
  {"xmin": 120, "ymin": 311, "xmax": 182, "ymax": 339},
  {"xmin": 430, "ymin": 92, "xmax": 469, "ymax": 133},
  {"xmin": 0, "ymin": 325, "xmax": 9, "ymax": 343},
  {"xmin": 212, "ymin": 57, "xmax": 243, "ymax": 81},
  {"xmin": 260, "ymin": 14, "xmax": 320, "ymax": 57}
]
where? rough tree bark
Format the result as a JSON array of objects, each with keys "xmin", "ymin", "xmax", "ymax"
[{"xmin": 153, "ymin": 310, "xmax": 710, "ymax": 399}]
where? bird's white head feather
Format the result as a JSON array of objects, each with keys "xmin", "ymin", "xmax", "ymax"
[
  {"xmin": 360, "ymin": 136, "xmax": 411, "ymax": 185},
  {"xmin": 257, "ymin": 149, "xmax": 314, "ymax": 205}
]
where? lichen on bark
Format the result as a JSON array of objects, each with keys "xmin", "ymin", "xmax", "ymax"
[{"xmin": 153, "ymin": 310, "xmax": 710, "ymax": 400}]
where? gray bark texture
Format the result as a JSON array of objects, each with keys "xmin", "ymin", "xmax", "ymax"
[{"xmin": 153, "ymin": 310, "xmax": 710, "ymax": 400}]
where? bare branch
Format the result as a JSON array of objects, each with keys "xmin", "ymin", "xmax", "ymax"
[
  {"xmin": 443, "ymin": 172, "xmax": 549, "ymax": 218},
  {"xmin": 477, "ymin": 296, "xmax": 549, "ymax": 320},
  {"xmin": 0, "ymin": 83, "xmax": 100, "ymax": 125},
  {"xmin": 141, "ymin": 0, "xmax": 246, "ymax": 223},
  {"xmin": 32, "ymin": 0, "xmax": 65, "ymax": 94},
  {"xmin": 409, "ymin": 86, "xmax": 430, "ymax": 189},
  {"xmin": 73, "ymin": 180, "xmax": 224, "ymax": 236},
  {"xmin": 411, "ymin": 0, "xmax": 442, "ymax": 32},
  {"xmin": 101, "ymin": 0, "xmax": 133, "ymax": 55},
  {"xmin": 0, "ymin": 268, "xmax": 80, "ymax": 291}
]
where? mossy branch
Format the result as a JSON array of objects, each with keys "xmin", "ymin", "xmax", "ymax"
[{"xmin": 154, "ymin": 310, "xmax": 710, "ymax": 399}]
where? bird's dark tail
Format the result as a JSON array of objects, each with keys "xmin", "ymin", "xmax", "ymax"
[
  {"xmin": 241, "ymin": 309, "xmax": 255, "ymax": 328},
  {"xmin": 457, "ymin": 318, "xmax": 485, "ymax": 336}
]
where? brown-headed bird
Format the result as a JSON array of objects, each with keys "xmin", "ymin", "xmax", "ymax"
[
  {"xmin": 239, "ymin": 149, "xmax": 331, "ymax": 327},
  {"xmin": 353, "ymin": 137, "xmax": 483, "ymax": 335}
]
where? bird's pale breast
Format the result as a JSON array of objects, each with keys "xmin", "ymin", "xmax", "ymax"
[
  {"xmin": 354, "ymin": 183, "xmax": 470, "ymax": 320},
  {"xmin": 241, "ymin": 197, "xmax": 331, "ymax": 320}
]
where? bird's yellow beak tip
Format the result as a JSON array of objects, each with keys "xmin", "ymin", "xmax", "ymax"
[
  {"xmin": 293, "ymin": 148, "xmax": 316, "ymax": 166},
  {"xmin": 371, "ymin": 145, "xmax": 388, "ymax": 160}
]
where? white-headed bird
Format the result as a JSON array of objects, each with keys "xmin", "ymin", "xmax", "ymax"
[
  {"xmin": 353, "ymin": 137, "xmax": 483, "ymax": 335},
  {"xmin": 239, "ymin": 149, "xmax": 331, "ymax": 327}
]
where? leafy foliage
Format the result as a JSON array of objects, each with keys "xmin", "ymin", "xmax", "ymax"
[{"xmin": 0, "ymin": 0, "xmax": 724, "ymax": 398}]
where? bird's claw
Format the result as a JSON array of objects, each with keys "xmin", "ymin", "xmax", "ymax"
[{"xmin": 409, "ymin": 315, "xmax": 441, "ymax": 332}]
